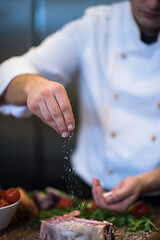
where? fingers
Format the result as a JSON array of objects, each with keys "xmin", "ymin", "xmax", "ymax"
[
  {"xmin": 44, "ymin": 93, "xmax": 69, "ymax": 136},
  {"xmin": 93, "ymin": 184, "xmax": 133, "ymax": 212},
  {"xmin": 104, "ymin": 178, "xmax": 138, "ymax": 205},
  {"xmin": 92, "ymin": 177, "xmax": 138, "ymax": 213},
  {"xmin": 27, "ymin": 81, "xmax": 75, "ymax": 137},
  {"xmin": 92, "ymin": 178, "xmax": 100, "ymax": 186},
  {"xmin": 93, "ymin": 186, "xmax": 107, "ymax": 209},
  {"xmin": 54, "ymin": 86, "xmax": 75, "ymax": 135},
  {"xmin": 92, "ymin": 178, "xmax": 110, "ymax": 209},
  {"xmin": 38, "ymin": 100, "xmax": 59, "ymax": 133},
  {"xmin": 104, "ymin": 186, "xmax": 129, "ymax": 205},
  {"xmin": 92, "ymin": 178, "xmax": 112, "ymax": 208},
  {"xmin": 103, "ymin": 195, "xmax": 135, "ymax": 213}
]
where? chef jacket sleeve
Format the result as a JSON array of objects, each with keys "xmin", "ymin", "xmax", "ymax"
[{"xmin": 0, "ymin": 15, "xmax": 88, "ymax": 118}]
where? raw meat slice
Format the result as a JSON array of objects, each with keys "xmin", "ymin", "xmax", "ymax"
[{"xmin": 40, "ymin": 216, "xmax": 115, "ymax": 240}]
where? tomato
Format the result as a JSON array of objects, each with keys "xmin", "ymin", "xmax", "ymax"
[
  {"xmin": 0, "ymin": 190, "xmax": 5, "ymax": 199},
  {"xmin": 85, "ymin": 201, "xmax": 98, "ymax": 211},
  {"xmin": 58, "ymin": 197, "xmax": 73, "ymax": 210},
  {"xmin": 0, "ymin": 199, "xmax": 9, "ymax": 208},
  {"xmin": 131, "ymin": 201, "xmax": 150, "ymax": 218},
  {"xmin": 5, "ymin": 188, "xmax": 20, "ymax": 204}
]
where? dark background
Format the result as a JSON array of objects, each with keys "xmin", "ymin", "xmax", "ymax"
[{"xmin": 0, "ymin": 0, "xmax": 123, "ymax": 191}]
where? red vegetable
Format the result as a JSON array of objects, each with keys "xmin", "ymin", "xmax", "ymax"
[
  {"xmin": 58, "ymin": 197, "xmax": 73, "ymax": 210},
  {"xmin": 131, "ymin": 201, "xmax": 150, "ymax": 218},
  {"xmin": 85, "ymin": 201, "xmax": 98, "ymax": 211},
  {"xmin": 0, "ymin": 199, "xmax": 9, "ymax": 207},
  {"xmin": 5, "ymin": 188, "xmax": 20, "ymax": 204},
  {"xmin": 0, "ymin": 190, "xmax": 5, "ymax": 199}
]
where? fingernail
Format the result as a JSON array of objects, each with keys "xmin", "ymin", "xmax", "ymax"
[
  {"xmin": 62, "ymin": 132, "xmax": 69, "ymax": 138},
  {"xmin": 103, "ymin": 192, "xmax": 112, "ymax": 203},
  {"xmin": 68, "ymin": 124, "xmax": 74, "ymax": 131}
]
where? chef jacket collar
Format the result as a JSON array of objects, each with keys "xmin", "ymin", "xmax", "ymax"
[
  {"xmin": 127, "ymin": 2, "xmax": 160, "ymax": 48},
  {"xmin": 111, "ymin": 1, "xmax": 160, "ymax": 55}
]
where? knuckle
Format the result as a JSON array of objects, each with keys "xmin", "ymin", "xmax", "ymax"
[
  {"xmin": 50, "ymin": 108, "xmax": 63, "ymax": 121},
  {"xmin": 113, "ymin": 195, "xmax": 121, "ymax": 204},
  {"xmin": 52, "ymin": 110, "xmax": 61, "ymax": 119},
  {"xmin": 28, "ymin": 101, "xmax": 37, "ymax": 112},
  {"xmin": 61, "ymin": 104, "xmax": 72, "ymax": 114},
  {"xmin": 53, "ymin": 83, "xmax": 64, "ymax": 94},
  {"xmin": 112, "ymin": 193, "xmax": 118, "ymax": 201},
  {"xmin": 34, "ymin": 94, "xmax": 42, "ymax": 103},
  {"xmin": 44, "ymin": 114, "xmax": 52, "ymax": 122},
  {"xmin": 28, "ymin": 94, "xmax": 42, "ymax": 111},
  {"xmin": 42, "ymin": 88, "xmax": 50, "ymax": 98}
]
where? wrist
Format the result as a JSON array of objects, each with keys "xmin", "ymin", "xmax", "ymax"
[
  {"xmin": 137, "ymin": 168, "xmax": 160, "ymax": 195},
  {"xmin": 24, "ymin": 74, "xmax": 42, "ymax": 95}
]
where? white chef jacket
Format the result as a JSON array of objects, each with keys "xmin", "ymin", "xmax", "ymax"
[{"xmin": 0, "ymin": 1, "xmax": 160, "ymax": 190}]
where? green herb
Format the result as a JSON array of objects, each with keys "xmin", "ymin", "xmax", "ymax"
[{"xmin": 34, "ymin": 199, "xmax": 158, "ymax": 232}]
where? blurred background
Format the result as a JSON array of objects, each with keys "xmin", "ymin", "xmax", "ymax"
[{"xmin": 0, "ymin": 0, "xmax": 124, "ymax": 191}]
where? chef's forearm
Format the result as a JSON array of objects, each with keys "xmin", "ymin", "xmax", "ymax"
[
  {"xmin": 1, "ymin": 73, "xmax": 44, "ymax": 106},
  {"xmin": 138, "ymin": 168, "xmax": 160, "ymax": 195}
]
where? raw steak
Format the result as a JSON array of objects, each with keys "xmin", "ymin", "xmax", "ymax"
[{"xmin": 40, "ymin": 216, "xmax": 115, "ymax": 240}]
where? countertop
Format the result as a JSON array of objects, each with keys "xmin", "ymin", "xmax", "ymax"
[
  {"xmin": 0, "ymin": 218, "xmax": 160, "ymax": 240},
  {"xmin": 1, "ymin": 196, "xmax": 160, "ymax": 240}
]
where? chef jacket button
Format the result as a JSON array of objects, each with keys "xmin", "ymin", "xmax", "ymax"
[
  {"xmin": 114, "ymin": 94, "xmax": 119, "ymax": 100},
  {"xmin": 157, "ymin": 102, "xmax": 160, "ymax": 108},
  {"xmin": 111, "ymin": 132, "xmax": 117, "ymax": 138},
  {"xmin": 151, "ymin": 135, "xmax": 156, "ymax": 141},
  {"xmin": 107, "ymin": 169, "xmax": 113, "ymax": 174},
  {"xmin": 121, "ymin": 53, "xmax": 126, "ymax": 59}
]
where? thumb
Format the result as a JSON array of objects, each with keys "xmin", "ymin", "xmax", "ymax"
[{"xmin": 104, "ymin": 182, "xmax": 130, "ymax": 204}]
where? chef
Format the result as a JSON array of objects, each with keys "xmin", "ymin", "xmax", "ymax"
[{"xmin": 0, "ymin": 0, "xmax": 160, "ymax": 212}]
